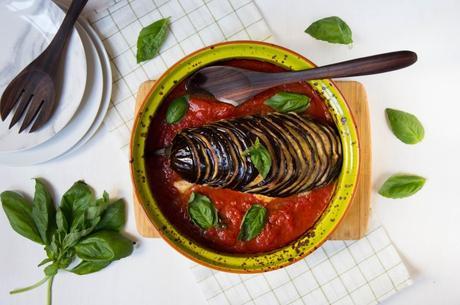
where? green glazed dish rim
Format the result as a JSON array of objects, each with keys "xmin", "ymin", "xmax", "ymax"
[{"xmin": 130, "ymin": 41, "xmax": 359, "ymax": 273}]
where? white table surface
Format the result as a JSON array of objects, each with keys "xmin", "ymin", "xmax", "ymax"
[{"xmin": 1, "ymin": 0, "xmax": 459, "ymax": 304}]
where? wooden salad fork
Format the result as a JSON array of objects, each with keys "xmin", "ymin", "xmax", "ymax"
[
  {"xmin": 0, "ymin": 0, "xmax": 88, "ymax": 133},
  {"xmin": 185, "ymin": 51, "xmax": 417, "ymax": 106}
]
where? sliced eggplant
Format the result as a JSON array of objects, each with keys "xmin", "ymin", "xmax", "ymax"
[{"xmin": 169, "ymin": 112, "xmax": 342, "ymax": 197}]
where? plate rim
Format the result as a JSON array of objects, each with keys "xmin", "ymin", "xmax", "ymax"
[
  {"xmin": 0, "ymin": 0, "xmax": 88, "ymax": 152},
  {"xmin": 0, "ymin": 23, "xmax": 103, "ymax": 166},
  {"xmin": 64, "ymin": 19, "xmax": 113, "ymax": 155}
]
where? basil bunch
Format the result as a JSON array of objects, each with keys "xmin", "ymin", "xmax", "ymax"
[{"xmin": 1, "ymin": 179, "xmax": 133, "ymax": 305}]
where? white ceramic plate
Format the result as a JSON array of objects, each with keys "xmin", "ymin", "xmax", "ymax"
[
  {"xmin": 0, "ymin": 24, "xmax": 102, "ymax": 166},
  {"xmin": 0, "ymin": 0, "xmax": 87, "ymax": 152},
  {"xmin": 65, "ymin": 20, "xmax": 112, "ymax": 155}
]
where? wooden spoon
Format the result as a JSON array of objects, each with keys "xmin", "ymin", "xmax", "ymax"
[
  {"xmin": 185, "ymin": 50, "xmax": 417, "ymax": 106},
  {"xmin": 0, "ymin": 0, "xmax": 88, "ymax": 132}
]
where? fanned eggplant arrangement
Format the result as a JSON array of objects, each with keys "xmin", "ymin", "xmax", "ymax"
[{"xmin": 169, "ymin": 112, "xmax": 342, "ymax": 197}]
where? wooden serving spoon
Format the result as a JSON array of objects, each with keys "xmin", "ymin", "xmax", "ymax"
[
  {"xmin": 185, "ymin": 50, "xmax": 417, "ymax": 106},
  {"xmin": 0, "ymin": 0, "xmax": 88, "ymax": 132}
]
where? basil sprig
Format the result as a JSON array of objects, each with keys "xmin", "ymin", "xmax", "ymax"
[
  {"xmin": 379, "ymin": 174, "xmax": 426, "ymax": 199},
  {"xmin": 136, "ymin": 17, "xmax": 170, "ymax": 63},
  {"xmin": 305, "ymin": 16, "xmax": 353, "ymax": 45},
  {"xmin": 386, "ymin": 108, "xmax": 424, "ymax": 144},
  {"xmin": 244, "ymin": 138, "xmax": 272, "ymax": 179},
  {"xmin": 238, "ymin": 204, "xmax": 267, "ymax": 241},
  {"xmin": 188, "ymin": 192, "xmax": 219, "ymax": 230},
  {"xmin": 166, "ymin": 95, "xmax": 189, "ymax": 124},
  {"xmin": 265, "ymin": 92, "xmax": 311, "ymax": 113},
  {"xmin": 1, "ymin": 179, "xmax": 133, "ymax": 305}
]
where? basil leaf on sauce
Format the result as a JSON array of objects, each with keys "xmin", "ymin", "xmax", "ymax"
[
  {"xmin": 188, "ymin": 192, "xmax": 218, "ymax": 230},
  {"xmin": 265, "ymin": 92, "xmax": 311, "ymax": 113},
  {"xmin": 244, "ymin": 138, "xmax": 272, "ymax": 179},
  {"xmin": 136, "ymin": 17, "xmax": 170, "ymax": 63},
  {"xmin": 386, "ymin": 108, "xmax": 424, "ymax": 144},
  {"xmin": 305, "ymin": 16, "xmax": 353, "ymax": 45},
  {"xmin": 238, "ymin": 204, "xmax": 267, "ymax": 241},
  {"xmin": 166, "ymin": 95, "xmax": 189, "ymax": 124},
  {"xmin": 379, "ymin": 174, "xmax": 426, "ymax": 199}
]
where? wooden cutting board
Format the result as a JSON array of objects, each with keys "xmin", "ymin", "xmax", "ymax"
[{"xmin": 133, "ymin": 80, "xmax": 371, "ymax": 240}]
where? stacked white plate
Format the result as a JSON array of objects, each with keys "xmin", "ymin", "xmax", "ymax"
[{"xmin": 0, "ymin": 0, "xmax": 112, "ymax": 166}]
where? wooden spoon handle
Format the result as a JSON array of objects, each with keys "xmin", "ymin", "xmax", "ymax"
[
  {"xmin": 36, "ymin": 0, "xmax": 89, "ymax": 73},
  {"xmin": 256, "ymin": 51, "xmax": 417, "ymax": 87}
]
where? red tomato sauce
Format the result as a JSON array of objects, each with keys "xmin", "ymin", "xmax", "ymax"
[{"xmin": 145, "ymin": 59, "xmax": 336, "ymax": 254}]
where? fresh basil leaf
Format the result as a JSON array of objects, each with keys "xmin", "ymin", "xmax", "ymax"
[
  {"xmin": 1, "ymin": 191, "xmax": 43, "ymax": 244},
  {"xmin": 136, "ymin": 17, "xmax": 170, "ymax": 63},
  {"xmin": 71, "ymin": 260, "xmax": 111, "ymax": 275},
  {"xmin": 57, "ymin": 252, "xmax": 74, "ymax": 269},
  {"xmin": 60, "ymin": 181, "xmax": 93, "ymax": 227},
  {"xmin": 75, "ymin": 231, "xmax": 133, "ymax": 262},
  {"xmin": 95, "ymin": 199, "xmax": 125, "ymax": 231},
  {"xmin": 102, "ymin": 191, "xmax": 109, "ymax": 204},
  {"xmin": 82, "ymin": 192, "xmax": 110, "ymax": 228},
  {"xmin": 379, "ymin": 174, "xmax": 426, "ymax": 199},
  {"xmin": 85, "ymin": 206, "xmax": 103, "ymax": 221},
  {"xmin": 56, "ymin": 208, "xmax": 68, "ymax": 233},
  {"xmin": 95, "ymin": 191, "xmax": 110, "ymax": 207},
  {"xmin": 386, "ymin": 108, "xmax": 424, "ymax": 144},
  {"xmin": 244, "ymin": 138, "xmax": 272, "ymax": 179},
  {"xmin": 188, "ymin": 193, "xmax": 218, "ymax": 230},
  {"xmin": 238, "ymin": 204, "xmax": 267, "ymax": 241},
  {"xmin": 44, "ymin": 262, "xmax": 58, "ymax": 277},
  {"xmin": 70, "ymin": 198, "xmax": 104, "ymax": 234},
  {"xmin": 70, "ymin": 212, "xmax": 86, "ymax": 232},
  {"xmin": 305, "ymin": 16, "xmax": 353, "ymax": 45},
  {"xmin": 37, "ymin": 258, "xmax": 53, "ymax": 267},
  {"xmin": 31, "ymin": 179, "xmax": 55, "ymax": 245},
  {"xmin": 45, "ymin": 234, "xmax": 60, "ymax": 259},
  {"xmin": 166, "ymin": 96, "xmax": 189, "ymax": 124},
  {"xmin": 62, "ymin": 221, "xmax": 99, "ymax": 250},
  {"xmin": 62, "ymin": 196, "xmax": 107, "ymax": 249},
  {"xmin": 265, "ymin": 92, "xmax": 310, "ymax": 113}
]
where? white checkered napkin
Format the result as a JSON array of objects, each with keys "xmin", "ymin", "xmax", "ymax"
[
  {"xmin": 86, "ymin": 0, "xmax": 273, "ymax": 154},
  {"xmin": 190, "ymin": 225, "xmax": 412, "ymax": 305}
]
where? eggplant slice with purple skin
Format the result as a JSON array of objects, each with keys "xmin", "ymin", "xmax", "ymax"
[{"xmin": 169, "ymin": 112, "xmax": 342, "ymax": 197}]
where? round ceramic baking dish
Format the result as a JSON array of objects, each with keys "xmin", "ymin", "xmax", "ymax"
[{"xmin": 130, "ymin": 41, "xmax": 359, "ymax": 273}]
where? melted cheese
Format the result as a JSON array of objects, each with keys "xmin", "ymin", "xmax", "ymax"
[{"xmin": 173, "ymin": 180, "xmax": 193, "ymax": 193}]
